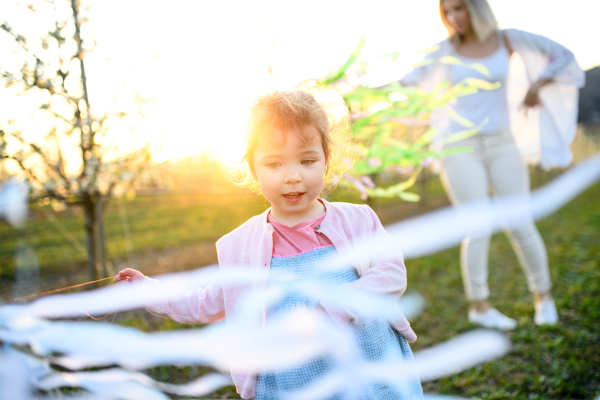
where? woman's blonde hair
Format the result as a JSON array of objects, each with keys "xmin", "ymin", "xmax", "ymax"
[
  {"xmin": 439, "ymin": 0, "xmax": 498, "ymax": 43},
  {"xmin": 234, "ymin": 89, "xmax": 351, "ymax": 194}
]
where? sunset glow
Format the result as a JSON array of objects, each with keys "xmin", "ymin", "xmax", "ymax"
[{"xmin": 2, "ymin": 0, "xmax": 599, "ymax": 166}]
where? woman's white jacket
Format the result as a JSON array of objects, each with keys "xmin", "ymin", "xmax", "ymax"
[{"xmin": 402, "ymin": 29, "xmax": 585, "ymax": 169}]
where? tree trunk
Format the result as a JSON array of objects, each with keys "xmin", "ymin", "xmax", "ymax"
[
  {"xmin": 82, "ymin": 193, "xmax": 98, "ymax": 282},
  {"xmin": 82, "ymin": 192, "xmax": 108, "ymax": 284},
  {"xmin": 95, "ymin": 193, "xmax": 109, "ymax": 278}
]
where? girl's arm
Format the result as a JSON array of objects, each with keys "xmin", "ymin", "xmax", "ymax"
[
  {"xmin": 352, "ymin": 206, "xmax": 408, "ymax": 300},
  {"xmin": 114, "ymin": 268, "xmax": 226, "ymax": 324},
  {"xmin": 144, "ymin": 278, "xmax": 226, "ymax": 324},
  {"xmin": 320, "ymin": 206, "xmax": 417, "ymax": 342}
]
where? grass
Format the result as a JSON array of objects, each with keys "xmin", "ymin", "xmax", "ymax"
[
  {"xmin": 408, "ymin": 181, "xmax": 600, "ymax": 399},
  {"xmin": 1, "ymin": 171, "xmax": 599, "ymax": 399},
  {"xmin": 0, "ymin": 192, "xmax": 270, "ymax": 279}
]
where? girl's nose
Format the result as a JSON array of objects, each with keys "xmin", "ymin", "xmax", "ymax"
[{"xmin": 283, "ymin": 167, "xmax": 302, "ymax": 184}]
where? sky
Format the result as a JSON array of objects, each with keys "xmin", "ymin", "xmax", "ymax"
[{"xmin": 3, "ymin": 0, "xmax": 600, "ymax": 165}]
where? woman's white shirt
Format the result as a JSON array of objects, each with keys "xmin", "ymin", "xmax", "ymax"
[{"xmin": 449, "ymin": 39, "xmax": 511, "ymax": 134}]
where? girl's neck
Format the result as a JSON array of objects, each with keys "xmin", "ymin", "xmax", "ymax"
[{"xmin": 269, "ymin": 198, "xmax": 326, "ymax": 227}]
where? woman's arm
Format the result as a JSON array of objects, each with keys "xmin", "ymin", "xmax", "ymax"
[
  {"xmin": 508, "ymin": 29, "xmax": 583, "ymax": 84},
  {"xmin": 522, "ymin": 78, "xmax": 553, "ymax": 114},
  {"xmin": 505, "ymin": 29, "xmax": 584, "ymax": 113}
]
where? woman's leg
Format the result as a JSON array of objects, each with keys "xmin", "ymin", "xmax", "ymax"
[
  {"xmin": 441, "ymin": 139, "xmax": 493, "ymax": 302},
  {"xmin": 485, "ymin": 130, "xmax": 552, "ymax": 297}
]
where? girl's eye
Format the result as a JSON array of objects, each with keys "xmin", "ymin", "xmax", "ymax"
[
  {"xmin": 301, "ymin": 159, "xmax": 315, "ymax": 165},
  {"xmin": 267, "ymin": 162, "xmax": 280, "ymax": 168}
]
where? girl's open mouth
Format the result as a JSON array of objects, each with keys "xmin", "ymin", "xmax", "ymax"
[{"xmin": 283, "ymin": 192, "xmax": 304, "ymax": 203}]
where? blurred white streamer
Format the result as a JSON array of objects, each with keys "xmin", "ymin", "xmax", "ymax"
[
  {"xmin": 0, "ymin": 267, "xmax": 414, "ymax": 325},
  {"xmin": 0, "ymin": 287, "xmax": 507, "ymax": 399},
  {"xmin": 1, "ymin": 266, "xmax": 227, "ymax": 317},
  {"xmin": 285, "ymin": 329, "xmax": 510, "ymax": 400},
  {"xmin": 0, "ymin": 347, "xmax": 35, "ymax": 400},
  {"xmin": 36, "ymin": 369, "xmax": 232, "ymax": 399},
  {"xmin": 412, "ymin": 330, "xmax": 510, "ymax": 382},
  {"xmin": 337, "ymin": 153, "xmax": 600, "ymax": 265},
  {"xmin": 0, "ymin": 309, "xmax": 346, "ymax": 372},
  {"xmin": 397, "ymin": 290, "xmax": 425, "ymax": 321},
  {"xmin": 0, "ymin": 179, "xmax": 28, "ymax": 227},
  {"xmin": 13, "ymin": 243, "xmax": 41, "ymax": 300},
  {"xmin": 0, "ymin": 347, "xmax": 232, "ymax": 399}
]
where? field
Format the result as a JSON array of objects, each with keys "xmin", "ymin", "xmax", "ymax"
[{"xmin": 1, "ymin": 129, "xmax": 599, "ymax": 399}]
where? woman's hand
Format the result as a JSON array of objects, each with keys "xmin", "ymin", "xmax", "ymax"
[
  {"xmin": 114, "ymin": 268, "xmax": 145, "ymax": 285},
  {"xmin": 522, "ymin": 79, "xmax": 552, "ymax": 116}
]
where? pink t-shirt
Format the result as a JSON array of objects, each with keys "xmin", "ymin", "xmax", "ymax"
[{"xmin": 267, "ymin": 213, "xmax": 334, "ymax": 257}]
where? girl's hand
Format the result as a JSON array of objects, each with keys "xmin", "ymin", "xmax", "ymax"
[
  {"xmin": 313, "ymin": 303, "xmax": 339, "ymax": 328},
  {"xmin": 114, "ymin": 268, "xmax": 145, "ymax": 285},
  {"xmin": 522, "ymin": 79, "xmax": 552, "ymax": 116}
]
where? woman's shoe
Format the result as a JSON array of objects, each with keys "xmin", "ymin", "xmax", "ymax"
[
  {"xmin": 468, "ymin": 307, "xmax": 517, "ymax": 331},
  {"xmin": 534, "ymin": 298, "xmax": 558, "ymax": 325}
]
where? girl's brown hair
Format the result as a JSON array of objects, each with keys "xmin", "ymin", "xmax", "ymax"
[
  {"xmin": 244, "ymin": 90, "xmax": 332, "ymax": 170},
  {"xmin": 235, "ymin": 89, "xmax": 351, "ymax": 193}
]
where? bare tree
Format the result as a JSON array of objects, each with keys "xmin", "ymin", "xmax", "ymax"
[{"xmin": 0, "ymin": 0, "xmax": 152, "ymax": 281}]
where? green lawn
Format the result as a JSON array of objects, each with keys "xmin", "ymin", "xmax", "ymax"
[
  {"xmin": 0, "ymin": 192, "xmax": 270, "ymax": 279},
  {"xmin": 408, "ymin": 181, "xmax": 600, "ymax": 399}
]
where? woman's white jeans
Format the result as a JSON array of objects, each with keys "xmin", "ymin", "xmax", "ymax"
[{"xmin": 441, "ymin": 129, "xmax": 552, "ymax": 301}]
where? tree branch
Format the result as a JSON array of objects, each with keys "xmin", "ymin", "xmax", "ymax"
[
  {"xmin": 0, "ymin": 154, "xmax": 45, "ymax": 186},
  {"xmin": 28, "ymin": 142, "xmax": 70, "ymax": 187},
  {"xmin": 0, "ymin": 22, "xmax": 45, "ymax": 67}
]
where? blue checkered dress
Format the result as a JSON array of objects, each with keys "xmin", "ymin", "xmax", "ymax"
[{"xmin": 255, "ymin": 246, "xmax": 423, "ymax": 400}]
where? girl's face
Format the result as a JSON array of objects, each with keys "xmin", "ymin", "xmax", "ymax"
[
  {"xmin": 442, "ymin": 0, "xmax": 472, "ymax": 36},
  {"xmin": 252, "ymin": 126, "xmax": 327, "ymax": 225}
]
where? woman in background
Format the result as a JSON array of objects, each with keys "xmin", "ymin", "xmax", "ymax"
[{"xmin": 401, "ymin": 0, "xmax": 584, "ymax": 330}]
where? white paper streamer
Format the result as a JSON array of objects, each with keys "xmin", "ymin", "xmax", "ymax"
[
  {"xmin": 0, "ymin": 179, "xmax": 28, "ymax": 227},
  {"xmin": 1, "ymin": 347, "xmax": 233, "ymax": 399},
  {"xmin": 0, "ymin": 347, "xmax": 35, "ymax": 400},
  {"xmin": 1, "ymin": 309, "xmax": 347, "ymax": 371},
  {"xmin": 285, "ymin": 329, "xmax": 510, "ymax": 400},
  {"xmin": 412, "ymin": 330, "xmax": 511, "ymax": 382}
]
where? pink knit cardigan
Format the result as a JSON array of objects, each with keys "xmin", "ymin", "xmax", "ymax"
[{"xmin": 145, "ymin": 199, "xmax": 414, "ymax": 399}]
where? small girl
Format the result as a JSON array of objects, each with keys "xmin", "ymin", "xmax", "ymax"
[{"xmin": 114, "ymin": 90, "xmax": 422, "ymax": 399}]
